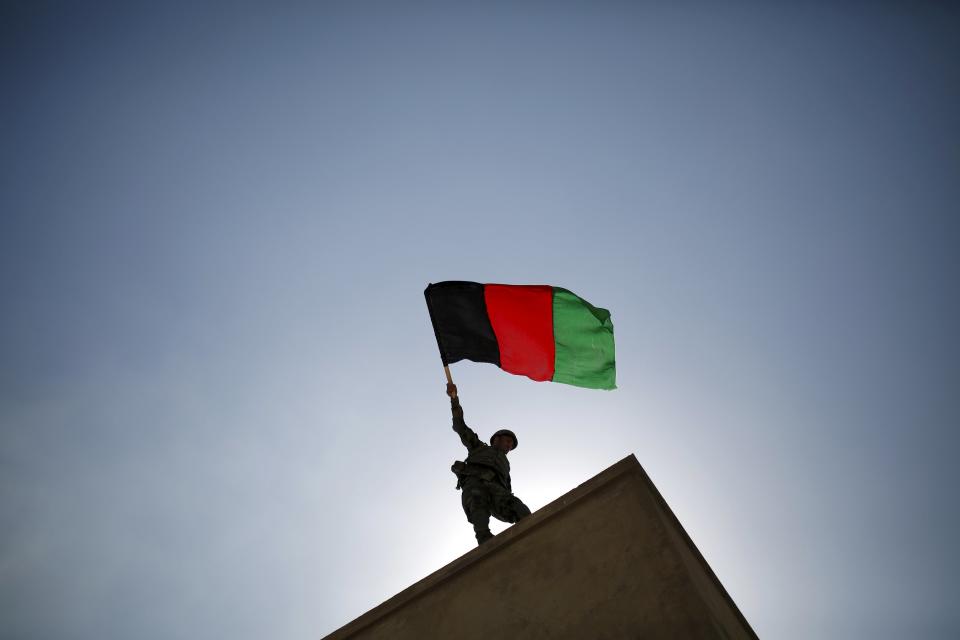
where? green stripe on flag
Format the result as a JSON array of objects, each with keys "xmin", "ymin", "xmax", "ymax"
[{"xmin": 551, "ymin": 288, "xmax": 616, "ymax": 389}]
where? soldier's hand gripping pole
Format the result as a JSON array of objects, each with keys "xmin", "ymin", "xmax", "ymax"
[{"xmin": 445, "ymin": 366, "xmax": 457, "ymax": 399}]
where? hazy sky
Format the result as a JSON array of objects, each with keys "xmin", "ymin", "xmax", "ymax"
[{"xmin": 2, "ymin": 3, "xmax": 958, "ymax": 639}]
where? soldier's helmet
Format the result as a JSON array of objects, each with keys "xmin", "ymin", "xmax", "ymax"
[{"xmin": 490, "ymin": 429, "xmax": 518, "ymax": 450}]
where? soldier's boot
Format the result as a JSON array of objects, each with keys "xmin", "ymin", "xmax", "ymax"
[
  {"xmin": 475, "ymin": 528, "xmax": 494, "ymax": 545},
  {"xmin": 514, "ymin": 501, "xmax": 532, "ymax": 522}
]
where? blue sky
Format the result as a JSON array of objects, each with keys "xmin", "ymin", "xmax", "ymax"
[{"xmin": 2, "ymin": 3, "xmax": 958, "ymax": 638}]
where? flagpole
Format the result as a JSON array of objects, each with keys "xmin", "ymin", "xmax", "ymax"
[{"xmin": 443, "ymin": 365, "xmax": 453, "ymax": 386}]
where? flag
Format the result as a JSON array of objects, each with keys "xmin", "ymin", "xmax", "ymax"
[{"xmin": 424, "ymin": 281, "xmax": 616, "ymax": 389}]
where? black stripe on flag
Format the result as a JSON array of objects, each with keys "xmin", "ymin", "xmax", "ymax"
[{"xmin": 424, "ymin": 281, "xmax": 501, "ymax": 367}]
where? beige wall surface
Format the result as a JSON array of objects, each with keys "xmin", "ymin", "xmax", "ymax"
[{"xmin": 324, "ymin": 455, "xmax": 756, "ymax": 640}]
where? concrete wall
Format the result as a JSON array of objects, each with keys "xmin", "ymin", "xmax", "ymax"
[{"xmin": 324, "ymin": 455, "xmax": 756, "ymax": 640}]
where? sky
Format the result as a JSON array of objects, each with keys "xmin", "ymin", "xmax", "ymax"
[{"xmin": 1, "ymin": 2, "xmax": 958, "ymax": 638}]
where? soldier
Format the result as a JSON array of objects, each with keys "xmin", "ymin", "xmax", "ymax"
[{"xmin": 447, "ymin": 383, "xmax": 532, "ymax": 545}]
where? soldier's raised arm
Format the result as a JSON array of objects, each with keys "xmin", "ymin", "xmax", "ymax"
[{"xmin": 447, "ymin": 383, "xmax": 482, "ymax": 451}]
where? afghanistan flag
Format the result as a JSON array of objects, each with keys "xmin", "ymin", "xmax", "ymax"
[{"xmin": 424, "ymin": 281, "xmax": 616, "ymax": 390}]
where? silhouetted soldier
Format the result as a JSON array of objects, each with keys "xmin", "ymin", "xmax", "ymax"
[{"xmin": 447, "ymin": 383, "xmax": 531, "ymax": 545}]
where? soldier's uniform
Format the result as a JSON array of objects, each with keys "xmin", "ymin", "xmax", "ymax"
[{"xmin": 450, "ymin": 396, "xmax": 531, "ymax": 545}]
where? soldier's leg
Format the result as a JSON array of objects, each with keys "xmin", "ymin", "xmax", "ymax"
[
  {"xmin": 488, "ymin": 484, "xmax": 532, "ymax": 524},
  {"xmin": 470, "ymin": 512, "xmax": 494, "ymax": 545},
  {"xmin": 460, "ymin": 481, "xmax": 494, "ymax": 545}
]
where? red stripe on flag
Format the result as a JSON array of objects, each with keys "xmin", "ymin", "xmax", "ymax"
[{"xmin": 483, "ymin": 284, "xmax": 555, "ymax": 382}]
